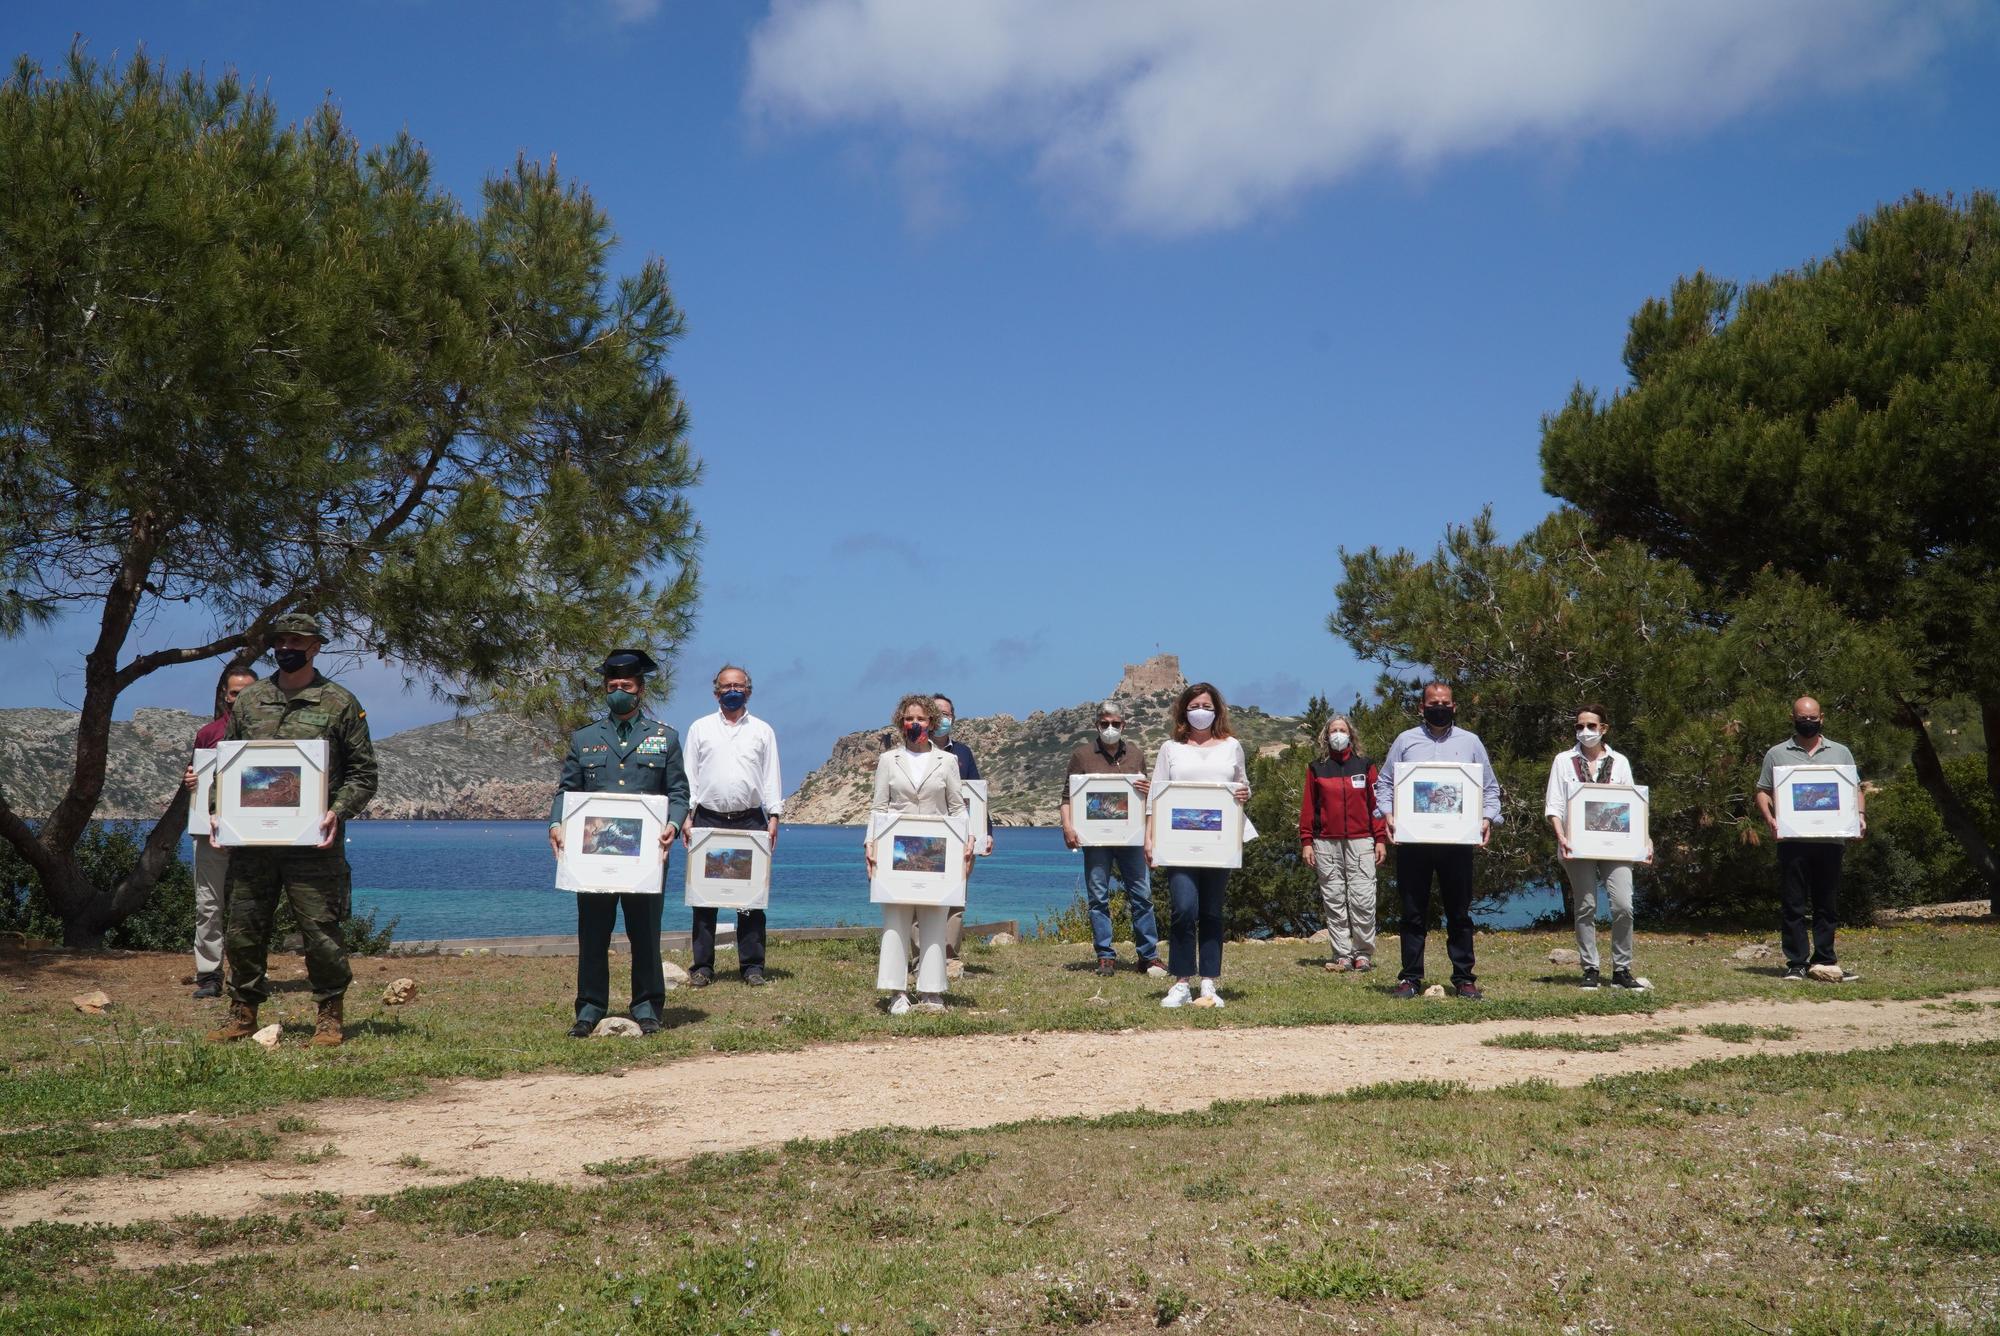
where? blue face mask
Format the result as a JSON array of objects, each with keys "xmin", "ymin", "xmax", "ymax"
[
  {"xmin": 719, "ymin": 689, "xmax": 748, "ymax": 711},
  {"xmin": 607, "ymin": 688, "xmax": 640, "ymax": 716}
]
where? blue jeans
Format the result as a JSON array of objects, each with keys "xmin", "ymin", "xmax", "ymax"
[
  {"xmin": 1083, "ymin": 846, "xmax": 1160, "ymax": 962},
  {"xmin": 1166, "ymin": 867, "xmax": 1229, "ymax": 980}
]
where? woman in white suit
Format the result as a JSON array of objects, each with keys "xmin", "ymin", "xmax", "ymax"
[{"xmin": 866, "ymin": 693, "xmax": 973, "ymax": 1015}]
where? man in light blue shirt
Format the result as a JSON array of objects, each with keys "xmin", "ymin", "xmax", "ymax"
[{"xmin": 1373, "ymin": 682, "xmax": 1503, "ymax": 1000}]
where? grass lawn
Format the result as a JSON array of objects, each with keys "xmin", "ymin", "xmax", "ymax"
[
  {"xmin": 4, "ymin": 922, "xmax": 2000, "ymax": 1195},
  {"xmin": 5, "ymin": 1037, "xmax": 2000, "ymax": 1332}
]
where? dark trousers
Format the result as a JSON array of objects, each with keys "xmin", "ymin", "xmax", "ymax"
[
  {"xmin": 690, "ymin": 806, "xmax": 767, "ymax": 972},
  {"xmin": 1778, "ymin": 841, "xmax": 1843, "ymax": 968},
  {"xmin": 224, "ymin": 846, "xmax": 352, "ymax": 1006},
  {"xmin": 575, "ymin": 893, "xmax": 666, "ymax": 1023},
  {"xmin": 1166, "ymin": 867, "xmax": 1229, "ymax": 979},
  {"xmin": 1396, "ymin": 843, "xmax": 1477, "ymax": 985}
]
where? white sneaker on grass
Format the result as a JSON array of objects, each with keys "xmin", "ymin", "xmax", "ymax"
[
  {"xmin": 1161, "ymin": 980, "xmax": 1192, "ymax": 1009},
  {"xmin": 1199, "ymin": 978, "xmax": 1225, "ymax": 1009},
  {"xmin": 888, "ymin": 992, "xmax": 912, "ymax": 1016},
  {"xmin": 916, "ymin": 992, "xmax": 946, "ymax": 1012}
]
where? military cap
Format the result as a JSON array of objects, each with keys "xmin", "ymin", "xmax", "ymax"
[
  {"xmin": 270, "ymin": 612, "xmax": 324, "ymax": 639},
  {"xmin": 600, "ymin": 649, "xmax": 659, "ymax": 679}
]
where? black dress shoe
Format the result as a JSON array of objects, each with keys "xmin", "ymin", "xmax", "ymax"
[
  {"xmin": 1454, "ymin": 982, "xmax": 1485, "ymax": 1001},
  {"xmin": 636, "ymin": 1016, "xmax": 661, "ymax": 1035},
  {"xmin": 689, "ymin": 967, "xmax": 714, "ymax": 989},
  {"xmin": 742, "ymin": 967, "xmax": 767, "ymax": 987},
  {"xmin": 1392, "ymin": 979, "xmax": 1421, "ymax": 1000},
  {"xmin": 568, "ymin": 1017, "xmax": 596, "ymax": 1039}
]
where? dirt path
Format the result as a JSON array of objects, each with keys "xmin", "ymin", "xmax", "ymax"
[{"xmin": 10, "ymin": 989, "xmax": 1999, "ymax": 1229}]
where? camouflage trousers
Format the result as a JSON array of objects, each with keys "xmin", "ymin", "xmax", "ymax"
[{"xmin": 224, "ymin": 846, "xmax": 353, "ymax": 1005}]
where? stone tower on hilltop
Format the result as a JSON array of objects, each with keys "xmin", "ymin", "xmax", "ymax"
[{"xmin": 1114, "ymin": 654, "xmax": 1185, "ymax": 697}]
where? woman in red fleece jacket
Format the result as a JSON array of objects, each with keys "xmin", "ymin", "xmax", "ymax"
[{"xmin": 1297, "ymin": 715, "xmax": 1387, "ymax": 972}]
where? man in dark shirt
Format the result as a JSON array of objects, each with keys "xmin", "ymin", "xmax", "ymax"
[{"xmin": 1059, "ymin": 700, "xmax": 1164, "ymax": 976}]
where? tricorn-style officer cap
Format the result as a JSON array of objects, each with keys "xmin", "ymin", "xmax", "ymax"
[{"xmin": 600, "ymin": 649, "xmax": 658, "ymax": 679}]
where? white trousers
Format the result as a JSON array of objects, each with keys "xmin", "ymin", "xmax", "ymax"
[
  {"xmin": 192, "ymin": 840, "xmax": 229, "ymax": 977},
  {"xmin": 877, "ymin": 904, "xmax": 950, "ymax": 994}
]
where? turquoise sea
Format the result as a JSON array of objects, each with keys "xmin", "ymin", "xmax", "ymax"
[{"xmin": 190, "ymin": 821, "xmax": 1562, "ymax": 941}]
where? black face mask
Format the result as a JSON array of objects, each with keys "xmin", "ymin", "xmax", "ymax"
[
  {"xmin": 1793, "ymin": 718, "xmax": 1823, "ymax": 738},
  {"xmin": 1422, "ymin": 703, "xmax": 1456, "ymax": 729},
  {"xmin": 274, "ymin": 648, "xmax": 310, "ymax": 674}
]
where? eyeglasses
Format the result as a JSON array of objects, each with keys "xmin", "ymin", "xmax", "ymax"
[{"xmin": 1098, "ymin": 721, "xmax": 1122, "ymax": 728}]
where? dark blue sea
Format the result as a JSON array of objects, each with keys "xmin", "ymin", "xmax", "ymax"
[{"xmin": 184, "ymin": 822, "xmax": 1562, "ymax": 941}]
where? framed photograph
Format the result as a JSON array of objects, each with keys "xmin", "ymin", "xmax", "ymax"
[
  {"xmin": 191, "ymin": 748, "xmax": 219, "ymax": 837},
  {"xmin": 1563, "ymin": 782, "xmax": 1650, "ymax": 862},
  {"xmin": 868, "ymin": 811, "xmax": 969, "ymax": 907},
  {"xmin": 555, "ymin": 791, "xmax": 670, "ymax": 895},
  {"xmin": 1774, "ymin": 763, "xmax": 1861, "ymax": 840},
  {"xmin": 214, "ymin": 739, "xmax": 329, "ymax": 847},
  {"xmin": 1070, "ymin": 773, "xmax": 1146, "ymax": 847},
  {"xmin": 1392, "ymin": 760, "xmax": 1483, "ymax": 845},
  {"xmin": 962, "ymin": 778, "xmax": 991, "ymax": 856},
  {"xmin": 1149, "ymin": 781, "xmax": 1244, "ymax": 869},
  {"xmin": 685, "ymin": 827, "xmax": 772, "ymax": 910}
]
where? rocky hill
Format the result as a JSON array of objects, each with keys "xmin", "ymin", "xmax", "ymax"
[
  {"xmin": 782, "ymin": 655, "xmax": 1307, "ymax": 827},
  {"xmin": 0, "ymin": 707, "xmax": 562, "ymax": 823}
]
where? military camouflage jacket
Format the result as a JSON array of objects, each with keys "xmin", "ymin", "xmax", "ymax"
[
  {"xmin": 226, "ymin": 672, "xmax": 378, "ymax": 820},
  {"xmin": 551, "ymin": 712, "xmax": 691, "ymax": 828}
]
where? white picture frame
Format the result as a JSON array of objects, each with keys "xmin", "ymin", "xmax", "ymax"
[
  {"xmin": 868, "ymin": 811, "xmax": 969, "ymax": 907},
  {"xmin": 1564, "ymin": 782, "xmax": 1650, "ymax": 862},
  {"xmin": 191, "ymin": 748, "xmax": 219, "ymax": 838},
  {"xmin": 1149, "ymin": 780, "xmax": 1244, "ymax": 869},
  {"xmin": 556, "ymin": 791, "xmax": 669, "ymax": 895},
  {"xmin": 214, "ymin": 739, "xmax": 329, "ymax": 847},
  {"xmin": 1774, "ymin": 763, "xmax": 1861, "ymax": 840},
  {"xmin": 1392, "ymin": 760, "xmax": 1483, "ymax": 845},
  {"xmin": 685, "ymin": 827, "xmax": 772, "ymax": 910},
  {"xmin": 963, "ymin": 778, "xmax": 991, "ymax": 856},
  {"xmin": 1070, "ymin": 773, "xmax": 1146, "ymax": 847}
]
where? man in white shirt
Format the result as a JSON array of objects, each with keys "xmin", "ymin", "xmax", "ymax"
[{"xmin": 681, "ymin": 664, "xmax": 784, "ymax": 987}]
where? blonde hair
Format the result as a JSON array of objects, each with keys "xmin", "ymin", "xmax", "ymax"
[
  {"xmin": 1314, "ymin": 715, "xmax": 1357, "ymax": 762},
  {"xmin": 889, "ymin": 693, "xmax": 934, "ymax": 747}
]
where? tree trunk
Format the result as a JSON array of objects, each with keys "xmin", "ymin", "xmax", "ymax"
[
  {"xmin": 1902, "ymin": 709, "xmax": 2000, "ymax": 907},
  {"xmin": 1985, "ymin": 695, "xmax": 2000, "ymax": 917}
]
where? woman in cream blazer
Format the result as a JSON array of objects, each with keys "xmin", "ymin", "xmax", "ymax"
[{"xmin": 866, "ymin": 693, "xmax": 971, "ymax": 1015}]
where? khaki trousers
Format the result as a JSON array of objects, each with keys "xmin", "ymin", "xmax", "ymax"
[{"xmin": 1313, "ymin": 837, "xmax": 1378, "ymax": 960}]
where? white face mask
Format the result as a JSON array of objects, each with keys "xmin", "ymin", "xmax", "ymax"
[
  {"xmin": 1186, "ymin": 707, "xmax": 1216, "ymax": 731},
  {"xmin": 1327, "ymin": 731, "xmax": 1350, "ymax": 751},
  {"xmin": 1575, "ymin": 727, "xmax": 1603, "ymax": 748},
  {"xmin": 1099, "ymin": 725, "xmax": 1122, "ymax": 745}
]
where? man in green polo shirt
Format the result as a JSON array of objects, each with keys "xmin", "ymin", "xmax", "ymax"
[{"xmin": 1755, "ymin": 696, "xmax": 1865, "ymax": 983}]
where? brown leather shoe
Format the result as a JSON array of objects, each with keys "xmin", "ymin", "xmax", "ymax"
[
  {"xmin": 206, "ymin": 1000, "xmax": 258, "ymax": 1043},
  {"xmin": 310, "ymin": 996, "xmax": 345, "ymax": 1048}
]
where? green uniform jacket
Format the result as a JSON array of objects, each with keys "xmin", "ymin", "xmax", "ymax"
[
  {"xmin": 225, "ymin": 672, "xmax": 378, "ymax": 820},
  {"xmin": 551, "ymin": 712, "xmax": 691, "ymax": 829}
]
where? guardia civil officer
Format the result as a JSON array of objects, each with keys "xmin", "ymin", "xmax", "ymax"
[
  {"xmin": 205, "ymin": 612, "xmax": 377, "ymax": 1048},
  {"xmin": 550, "ymin": 650, "xmax": 690, "ymax": 1037}
]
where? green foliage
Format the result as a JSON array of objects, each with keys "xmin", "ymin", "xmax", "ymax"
[
  {"xmin": 1846, "ymin": 754, "xmax": 1998, "ymax": 914},
  {"xmin": 0, "ymin": 48, "xmax": 700, "ymax": 941}
]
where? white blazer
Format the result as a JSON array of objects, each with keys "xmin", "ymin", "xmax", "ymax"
[{"xmin": 866, "ymin": 746, "xmax": 966, "ymax": 845}]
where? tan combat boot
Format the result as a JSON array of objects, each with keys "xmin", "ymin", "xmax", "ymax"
[
  {"xmin": 310, "ymin": 996, "xmax": 344, "ymax": 1048},
  {"xmin": 206, "ymin": 1000, "xmax": 258, "ymax": 1043}
]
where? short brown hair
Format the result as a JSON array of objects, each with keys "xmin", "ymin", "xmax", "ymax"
[
  {"xmin": 1574, "ymin": 703, "xmax": 1609, "ymax": 727},
  {"xmin": 890, "ymin": 693, "xmax": 934, "ymax": 746},
  {"xmin": 1171, "ymin": 681, "xmax": 1232, "ymax": 743}
]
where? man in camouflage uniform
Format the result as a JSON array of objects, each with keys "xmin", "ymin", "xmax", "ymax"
[
  {"xmin": 550, "ymin": 649, "xmax": 689, "ymax": 1038},
  {"xmin": 206, "ymin": 612, "xmax": 377, "ymax": 1047}
]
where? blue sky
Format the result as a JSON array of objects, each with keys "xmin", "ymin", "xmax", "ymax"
[{"xmin": 5, "ymin": 1, "xmax": 1997, "ymax": 784}]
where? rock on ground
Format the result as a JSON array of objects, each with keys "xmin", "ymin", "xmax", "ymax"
[
  {"xmin": 592, "ymin": 1017, "xmax": 644, "ymax": 1038},
  {"xmin": 70, "ymin": 990, "xmax": 112, "ymax": 1014},
  {"xmin": 1733, "ymin": 944, "xmax": 1774, "ymax": 961},
  {"xmin": 662, "ymin": 961, "xmax": 689, "ymax": 984},
  {"xmin": 988, "ymin": 932, "xmax": 1016, "ymax": 946},
  {"xmin": 1808, "ymin": 964, "xmax": 1848, "ymax": 983},
  {"xmin": 1423, "ymin": 984, "xmax": 1448, "ymax": 998},
  {"xmin": 251, "ymin": 1023, "xmax": 282, "ymax": 1050},
  {"xmin": 1547, "ymin": 948, "xmax": 1581, "ymax": 967},
  {"xmin": 380, "ymin": 978, "xmax": 419, "ymax": 1005}
]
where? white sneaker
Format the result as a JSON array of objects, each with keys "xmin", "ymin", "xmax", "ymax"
[
  {"xmin": 1199, "ymin": 978, "xmax": 1225, "ymax": 1009},
  {"xmin": 916, "ymin": 992, "xmax": 946, "ymax": 1013},
  {"xmin": 1161, "ymin": 981, "xmax": 1192, "ymax": 1009},
  {"xmin": 888, "ymin": 992, "xmax": 911, "ymax": 1016}
]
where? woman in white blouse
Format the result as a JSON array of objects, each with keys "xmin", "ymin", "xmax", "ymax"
[
  {"xmin": 866, "ymin": 693, "xmax": 972, "ymax": 1015},
  {"xmin": 1146, "ymin": 682, "xmax": 1251, "ymax": 1009},
  {"xmin": 1542, "ymin": 703, "xmax": 1651, "ymax": 991}
]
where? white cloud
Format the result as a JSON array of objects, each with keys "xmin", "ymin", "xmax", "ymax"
[
  {"xmin": 604, "ymin": 0, "xmax": 662, "ymax": 26},
  {"xmin": 747, "ymin": 0, "xmax": 1961, "ymax": 233}
]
